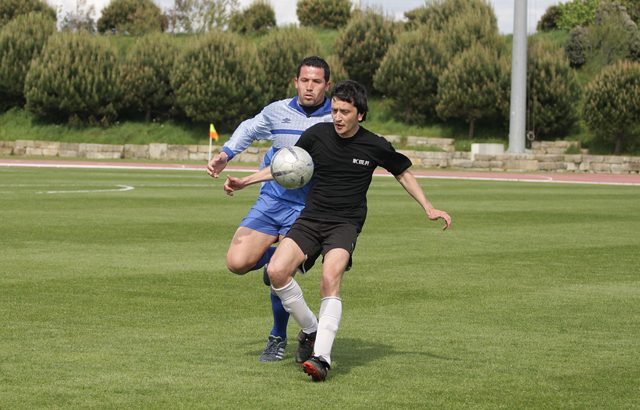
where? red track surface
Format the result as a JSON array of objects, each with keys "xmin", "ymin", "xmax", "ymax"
[{"xmin": 2, "ymin": 158, "xmax": 640, "ymax": 186}]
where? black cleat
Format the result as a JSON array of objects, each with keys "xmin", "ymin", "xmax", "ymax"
[
  {"xmin": 295, "ymin": 330, "xmax": 316, "ymax": 364},
  {"xmin": 263, "ymin": 264, "xmax": 270, "ymax": 286},
  {"xmin": 303, "ymin": 356, "xmax": 330, "ymax": 382}
]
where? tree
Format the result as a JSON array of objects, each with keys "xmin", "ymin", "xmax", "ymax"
[
  {"xmin": 0, "ymin": 0, "xmax": 55, "ymax": 29},
  {"xmin": 120, "ymin": 33, "xmax": 179, "ymax": 121},
  {"xmin": 296, "ymin": 0, "xmax": 351, "ymax": 29},
  {"xmin": 556, "ymin": 0, "xmax": 599, "ymax": 30},
  {"xmin": 25, "ymin": 32, "xmax": 121, "ymax": 125},
  {"xmin": 436, "ymin": 43, "xmax": 508, "ymax": 139},
  {"xmin": 537, "ymin": 5, "xmax": 563, "ymax": 31},
  {"xmin": 171, "ymin": 30, "xmax": 267, "ymax": 130},
  {"xmin": 583, "ymin": 60, "xmax": 640, "ymax": 154},
  {"xmin": 403, "ymin": 0, "xmax": 496, "ymax": 32},
  {"xmin": 257, "ymin": 27, "xmax": 322, "ymax": 102},
  {"xmin": 587, "ymin": 1, "xmax": 639, "ymax": 66},
  {"xmin": 438, "ymin": 5, "xmax": 500, "ymax": 57},
  {"xmin": 59, "ymin": 0, "xmax": 97, "ymax": 32},
  {"xmin": 524, "ymin": 41, "xmax": 581, "ymax": 140},
  {"xmin": 374, "ymin": 28, "xmax": 448, "ymax": 123},
  {"xmin": 166, "ymin": 0, "xmax": 238, "ymax": 33},
  {"xmin": 0, "ymin": 12, "xmax": 56, "ymax": 110},
  {"xmin": 229, "ymin": 0, "xmax": 275, "ymax": 35},
  {"xmin": 97, "ymin": 0, "xmax": 165, "ymax": 35},
  {"xmin": 334, "ymin": 9, "xmax": 396, "ymax": 93}
]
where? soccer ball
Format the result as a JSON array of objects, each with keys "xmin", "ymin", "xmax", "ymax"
[{"xmin": 270, "ymin": 146, "xmax": 314, "ymax": 189}]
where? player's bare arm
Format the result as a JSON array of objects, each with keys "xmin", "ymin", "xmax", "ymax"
[
  {"xmin": 223, "ymin": 166, "xmax": 274, "ymax": 196},
  {"xmin": 395, "ymin": 170, "xmax": 452, "ymax": 230}
]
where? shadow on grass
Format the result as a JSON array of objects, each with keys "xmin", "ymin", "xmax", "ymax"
[{"xmin": 332, "ymin": 337, "xmax": 458, "ymax": 376}]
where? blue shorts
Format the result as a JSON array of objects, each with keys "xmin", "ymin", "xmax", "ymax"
[{"xmin": 239, "ymin": 194, "xmax": 304, "ymax": 237}]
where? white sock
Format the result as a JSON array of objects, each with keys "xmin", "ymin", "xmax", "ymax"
[
  {"xmin": 314, "ymin": 296, "xmax": 342, "ymax": 367},
  {"xmin": 272, "ymin": 279, "xmax": 317, "ymax": 334}
]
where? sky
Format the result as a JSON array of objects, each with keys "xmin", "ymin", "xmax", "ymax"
[{"xmin": 51, "ymin": 0, "xmax": 561, "ymax": 34}]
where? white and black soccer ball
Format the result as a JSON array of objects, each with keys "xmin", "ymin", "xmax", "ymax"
[{"xmin": 270, "ymin": 146, "xmax": 314, "ymax": 189}]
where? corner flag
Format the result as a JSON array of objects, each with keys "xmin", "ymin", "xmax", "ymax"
[{"xmin": 209, "ymin": 123, "xmax": 219, "ymax": 141}]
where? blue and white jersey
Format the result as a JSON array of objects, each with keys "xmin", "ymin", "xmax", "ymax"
[{"xmin": 221, "ymin": 96, "xmax": 332, "ymax": 207}]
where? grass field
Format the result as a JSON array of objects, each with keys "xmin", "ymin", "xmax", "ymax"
[{"xmin": 1, "ymin": 166, "xmax": 639, "ymax": 408}]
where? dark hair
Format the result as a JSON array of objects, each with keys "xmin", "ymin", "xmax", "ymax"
[
  {"xmin": 297, "ymin": 56, "xmax": 331, "ymax": 82},
  {"xmin": 332, "ymin": 80, "xmax": 368, "ymax": 121}
]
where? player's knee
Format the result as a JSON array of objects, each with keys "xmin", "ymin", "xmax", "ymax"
[
  {"xmin": 266, "ymin": 263, "xmax": 289, "ymax": 288},
  {"xmin": 225, "ymin": 254, "xmax": 252, "ymax": 275}
]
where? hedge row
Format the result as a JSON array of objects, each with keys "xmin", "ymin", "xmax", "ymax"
[{"xmin": 1, "ymin": 0, "xmax": 639, "ymax": 152}]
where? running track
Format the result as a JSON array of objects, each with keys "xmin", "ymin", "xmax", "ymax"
[{"xmin": 2, "ymin": 158, "xmax": 640, "ymax": 186}]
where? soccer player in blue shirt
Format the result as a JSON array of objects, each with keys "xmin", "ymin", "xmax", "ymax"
[{"xmin": 206, "ymin": 56, "xmax": 332, "ymax": 362}]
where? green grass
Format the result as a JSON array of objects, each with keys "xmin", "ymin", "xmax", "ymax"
[
  {"xmin": 0, "ymin": 108, "xmax": 214, "ymax": 146},
  {"xmin": 1, "ymin": 166, "xmax": 639, "ymax": 408}
]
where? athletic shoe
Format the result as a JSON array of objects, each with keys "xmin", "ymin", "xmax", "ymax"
[
  {"xmin": 295, "ymin": 330, "xmax": 316, "ymax": 363},
  {"xmin": 263, "ymin": 264, "xmax": 271, "ymax": 286},
  {"xmin": 259, "ymin": 335, "xmax": 287, "ymax": 362},
  {"xmin": 302, "ymin": 356, "xmax": 330, "ymax": 382}
]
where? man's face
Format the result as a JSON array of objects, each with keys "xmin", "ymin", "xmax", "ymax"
[
  {"xmin": 294, "ymin": 65, "xmax": 330, "ymax": 107},
  {"xmin": 331, "ymin": 97, "xmax": 363, "ymax": 138}
]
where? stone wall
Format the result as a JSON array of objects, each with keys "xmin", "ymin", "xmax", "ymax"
[{"xmin": 1, "ymin": 139, "xmax": 639, "ymax": 174}]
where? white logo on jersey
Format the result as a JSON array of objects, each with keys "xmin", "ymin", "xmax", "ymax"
[{"xmin": 353, "ymin": 158, "xmax": 370, "ymax": 166}]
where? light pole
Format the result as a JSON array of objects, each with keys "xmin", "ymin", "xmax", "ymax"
[{"xmin": 508, "ymin": 0, "xmax": 528, "ymax": 154}]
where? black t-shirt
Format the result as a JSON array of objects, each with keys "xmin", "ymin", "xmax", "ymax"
[{"xmin": 295, "ymin": 122, "xmax": 412, "ymax": 231}]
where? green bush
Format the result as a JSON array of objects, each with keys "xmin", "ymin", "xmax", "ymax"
[
  {"xmin": 620, "ymin": 0, "xmax": 639, "ymax": 24},
  {"xmin": 557, "ymin": 0, "xmax": 599, "ymax": 31},
  {"xmin": 565, "ymin": 3, "xmax": 640, "ymax": 68},
  {"xmin": 334, "ymin": 9, "xmax": 396, "ymax": 93},
  {"xmin": 229, "ymin": 0, "xmax": 275, "ymax": 35},
  {"xmin": 24, "ymin": 32, "xmax": 121, "ymax": 125},
  {"xmin": 374, "ymin": 28, "xmax": 448, "ymax": 124},
  {"xmin": 583, "ymin": 60, "xmax": 640, "ymax": 154},
  {"xmin": 537, "ymin": 5, "xmax": 563, "ymax": 32},
  {"xmin": 436, "ymin": 43, "xmax": 508, "ymax": 139},
  {"xmin": 325, "ymin": 54, "xmax": 348, "ymax": 85},
  {"xmin": 97, "ymin": 0, "xmax": 165, "ymax": 35},
  {"xmin": 0, "ymin": 0, "xmax": 55, "ymax": 29},
  {"xmin": 120, "ymin": 33, "xmax": 179, "ymax": 121},
  {"xmin": 439, "ymin": 5, "xmax": 500, "ymax": 57},
  {"xmin": 524, "ymin": 41, "xmax": 581, "ymax": 140},
  {"xmin": 171, "ymin": 30, "xmax": 266, "ymax": 131},
  {"xmin": 0, "ymin": 12, "xmax": 56, "ymax": 110},
  {"xmin": 257, "ymin": 27, "xmax": 322, "ymax": 102},
  {"xmin": 565, "ymin": 26, "xmax": 590, "ymax": 67},
  {"xmin": 403, "ymin": 0, "xmax": 495, "ymax": 32},
  {"xmin": 296, "ymin": 0, "xmax": 351, "ymax": 29},
  {"xmin": 588, "ymin": 1, "xmax": 639, "ymax": 65}
]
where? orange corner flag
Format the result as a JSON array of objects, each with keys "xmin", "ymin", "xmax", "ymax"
[{"xmin": 209, "ymin": 123, "xmax": 219, "ymax": 141}]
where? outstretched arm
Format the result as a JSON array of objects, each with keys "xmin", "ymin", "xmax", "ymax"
[
  {"xmin": 206, "ymin": 110, "xmax": 272, "ymax": 178},
  {"xmin": 394, "ymin": 170, "xmax": 452, "ymax": 230},
  {"xmin": 223, "ymin": 166, "xmax": 274, "ymax": 196}
]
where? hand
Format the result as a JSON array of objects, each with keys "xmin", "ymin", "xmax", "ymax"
[
  {"xmin": 223, "ymin": 175, "xmax": 247, "ymax": 196},
  {"xmin": 427, "ymin": 208, "xmax": 452, "ymax": 230},
  {"xmin": 206, "ymin": 152, "xmax": 228, "ymax": 178}
]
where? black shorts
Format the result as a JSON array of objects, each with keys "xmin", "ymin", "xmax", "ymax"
[{"xmin": 286, "ymin": 217, "xmax": 359, "ymax": 272}]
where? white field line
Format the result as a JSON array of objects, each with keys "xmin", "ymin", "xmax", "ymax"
[{"xmin": 37, "ymin": 185, "xmax": 135, "ymax": 194}]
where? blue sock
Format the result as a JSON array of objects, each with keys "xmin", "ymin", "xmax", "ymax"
[
  {"xmin": 270, "ymin": 291, "xmax": 289, "ymax": 339},
  {"xmin": 251, "ymin": 246, "xmax": 276, "ymax": 272}
]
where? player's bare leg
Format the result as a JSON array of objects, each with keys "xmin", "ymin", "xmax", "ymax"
[{"xmin": 226, "ymin": 227, "xmax": 278, "ymax": 275}]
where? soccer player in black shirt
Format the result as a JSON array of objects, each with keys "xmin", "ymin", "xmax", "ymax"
[{"xmin": 224, "ymin": 80, "xmax": 451, "ymax": 381}]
